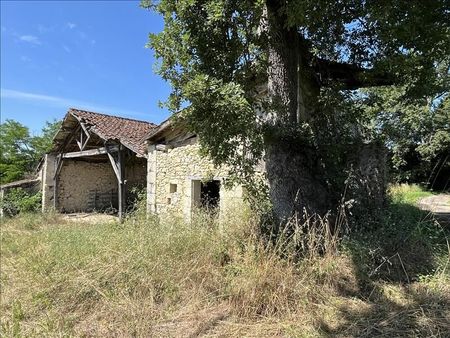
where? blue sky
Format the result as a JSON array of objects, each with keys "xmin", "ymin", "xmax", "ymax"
[{"xmin": 1, "ymin": 0, "xmax": 171, "ymax": 135}]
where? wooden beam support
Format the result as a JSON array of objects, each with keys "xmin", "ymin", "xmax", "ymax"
[
  {"xmin": 53, "ymin": 154, "xmax": 64, "ymax": 209},
  {"xmin": 105, "ymin": 143, "xmax": 126, "ymax": 222},
  {"xmin": 107, "ymin": 152, "xmax": 122, "ymax": 184},
  {"xmin": 62, "ymin": 145, "xmax": 119, "ymax": 159},
  {"xmin": 155, "ymin": 144, "xmax": 169, "ymax": 151},
  {"xmin": 117, "ymin": 144, "xmax": 125, "ymax": 222},
  {"xmin": 53, "ymin": 154, "xmax": 64, "ymax": 180},
  {"xmin": 0, "ymin": 189, "xmax": 4, "ymax": 218},
  {"xmin": 76, "ymin": 123, "xmax": 91, "ymax": 151},
  {"xmin": 58, "ymin": 125, "xmax": 80, "ymax": 153},
  {"xmin": 79, "ymin": 121, "xmax": 90, "ymax": 135}
]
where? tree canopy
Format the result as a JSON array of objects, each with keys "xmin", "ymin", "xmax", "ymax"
[
  {"xmin": 143, "ymin": 0, "xmax": 449, "ymax": 219},
  {"xmin": 0, "ymin": 119, "xmax": 61, "ymax": 184}
]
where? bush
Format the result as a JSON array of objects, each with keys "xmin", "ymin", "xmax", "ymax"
[{"xmin": 0, "ymin": 188, "xmax": 41, "ymax": 216}]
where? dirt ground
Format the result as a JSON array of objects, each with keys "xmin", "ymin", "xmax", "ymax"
[
  {"xmin": 61, "ymin": 212, "xmax": 119, "ymax": 224},
  {"xmin": 418, "ymin": 194, "xmax": 450, "ymax": 225}
]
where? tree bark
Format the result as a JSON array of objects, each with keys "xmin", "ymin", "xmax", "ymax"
[
  {"xmin": 264, "ymin": 0, "xmax": 330, "ymax": 223},
  {"xmin": 265, "ymin": 141, "xmax": 332, "ymax": 222},
  {"xmin": 266, "ymin": 0, "xmax": 299, "ymax": 126}
]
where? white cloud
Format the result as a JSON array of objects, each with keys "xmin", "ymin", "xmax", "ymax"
[
  {"xmin": 37, "ymin": 24, "xmax": 52, "ymax": 33},
  {"xmin": 66, "ymin": 22, "xmax": 77, "ymax": 29},
  {"xmin": 1, "ymin": 89, "xmax": 61, "ymax": 102},
  {"xmin": 1, "ymin": 88, "xmax": 149, "ymax": 119},
  {"xmin": 19, "ymin": 35, "xmax": 41, "ymax": 45},
  {"xmin": 62, "ymin": 45, "xmax": 71, "ymax": 53}
]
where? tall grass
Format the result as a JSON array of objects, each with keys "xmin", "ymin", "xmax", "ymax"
[{"xmin": 1, "ymin": 185, "xmax": 449, "ymax": 337}]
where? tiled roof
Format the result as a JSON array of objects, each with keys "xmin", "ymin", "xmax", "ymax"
[{"xmin": 69, "ymin": 108, "xmax": 157, "ymax": 157}]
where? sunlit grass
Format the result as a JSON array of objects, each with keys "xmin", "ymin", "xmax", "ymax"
[
  {"xmin": 1, "ymin": 185, "xmax": 448, "ymax": 337},
  {"xmin": 389, "ymin": 183, "xmax": 434, "ymax": 204}
]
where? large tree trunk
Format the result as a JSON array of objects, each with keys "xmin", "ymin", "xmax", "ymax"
[
  {"xmin": 264, "ymin": 0, "xmax": 330, "ymax": 223},
  {"xmin": 265, "ymin": 141, "xmax": 332, "ymax": 222}
]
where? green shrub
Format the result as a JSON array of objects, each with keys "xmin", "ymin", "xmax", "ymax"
[{"xmin": 1, "ymin": 188, "xmax": 41, "ymax": 216}]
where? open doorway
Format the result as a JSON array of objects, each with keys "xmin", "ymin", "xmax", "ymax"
[
  {"xmin": 192, "ymin": 179, "xmax": 221, "ymax": 210},
  {"xmin": 201, "ymin": 180, "xmax": 220, "ymax": 208}
]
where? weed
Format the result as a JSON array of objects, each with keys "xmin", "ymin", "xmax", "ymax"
[{"xmin": 1, "ymin": 184, "xmax": 448, "ymax": 337}]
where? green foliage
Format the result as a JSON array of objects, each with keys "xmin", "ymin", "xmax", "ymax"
[
  {"xmin": 143, "ymin": 0, "xmax": 266, "ymax": 183},
  {"xmin": 0, "ymin": 120, "xmax": 34, "ymax": 183},
  {"xmin": 31, "ymin": 120, "xmax": 62, "ymax": 159},
  {"xmin": 0, "ymin": 119, "xmax": 61, "ymax": 184},
  {"xmin": 285, "ymin": 1, "xmax": 449, "ymax": 95},
  {"xmin": 1, "ymin": 188, "xmax": 42, "ymax": 216},
  {"xmin": 143, "ymin": 0, "xmax": 449, "ymax": 196},
  {"xmin": 346, "ymin": 184, "xmax": 448, "ymax": 283},
  {"xmin": 182, "ymin": 75, "xmax": 264, "ymax": 181},
  {"xmin": 389, "ymin": 184, "xmax": 434, "ymax": 205},
  {"xmin": 363, "ymin": 87, "xmax": 450, "ymax": 187}
]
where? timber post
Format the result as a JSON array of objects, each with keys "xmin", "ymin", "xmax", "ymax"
[
  {"xmin": 106, "ymin": 143, "xmax": 126, "ymax": 222},
  {"xmin": 53, "ymin": 154, "xmax": 63, "ymax": 210},
  {"xmin": 118, "ymin": 144, "xmax": 126, "ymax": 222}
]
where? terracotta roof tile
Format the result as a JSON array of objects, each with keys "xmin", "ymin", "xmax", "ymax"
[{"xmin": 69, "ymin": 108, "xmax": 156, "ymax": 157}]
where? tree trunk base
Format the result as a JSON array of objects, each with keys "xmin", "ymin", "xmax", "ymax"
[{"xmin": 265, "ymin": 140, "xmax": 387, "ymax": 227}]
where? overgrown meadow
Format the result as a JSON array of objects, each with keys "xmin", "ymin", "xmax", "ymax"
[{"xmin": 1, "ymin": 185, "xmax": 449, "ymax": 337}]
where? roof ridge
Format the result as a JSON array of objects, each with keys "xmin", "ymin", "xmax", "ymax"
[{"xmin": 69, "ymin": 107, "xmax": 157, "ymax": 126}]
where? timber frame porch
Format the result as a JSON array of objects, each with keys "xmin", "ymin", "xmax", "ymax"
[{"xmin": 45, "ymin": 108, "xmax": 156, "ymax": 221}]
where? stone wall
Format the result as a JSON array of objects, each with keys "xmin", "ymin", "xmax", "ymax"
[
  {"xmin": 147, "ymin": 137, "xmax": 243, "ymax": 221},
  {"xmin": 57, "ymin": 160, "xmax": 117, "ymax": 212},
  {"xmin": 55, "ymin": 156, "xmax": 147, "ymax": 213},
  {"xmin": 41, "ymin": 154, "xmax": 56, "ymax": 212},
  {"xmin": 125, "ymin": 157, "xmax": 147, "ymax": 191}
]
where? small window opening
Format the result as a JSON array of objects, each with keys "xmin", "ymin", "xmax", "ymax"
[
  {"xmin": 169, "ymin": 183, "xmax": 178, "ymax": 193},
  {"xmin": 167, "ymin": 197, "xmax": 172, "ymax": 205}
]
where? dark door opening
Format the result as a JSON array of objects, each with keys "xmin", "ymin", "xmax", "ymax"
[{"xmin": 200, "ymin": 180, "xmax": 220, "ymax": 209}]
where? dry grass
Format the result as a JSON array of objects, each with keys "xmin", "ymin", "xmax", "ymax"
[{"xmin": 1, "ymin": 186, "xmax": 449, "ymax": 337}]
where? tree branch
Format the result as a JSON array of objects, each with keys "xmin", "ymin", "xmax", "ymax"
[{"xmin": 312, "ymin": 58, "xmax": 395, "ymax": 89}]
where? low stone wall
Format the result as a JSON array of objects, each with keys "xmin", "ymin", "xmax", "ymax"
[{"xmin": 147, "ymin": 138, "xmax": 243, "ymax": 220}]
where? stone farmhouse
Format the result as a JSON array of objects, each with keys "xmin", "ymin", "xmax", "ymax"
[
  {"xmin": 13, "ymin": 108, "xmax": 245, "ymax": 221},
  {"xmin": 146, "ymin": 118, "xmax": 244, "ymax": 221}
]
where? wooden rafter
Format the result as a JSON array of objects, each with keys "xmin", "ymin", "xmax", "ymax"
[
  {"xmin": 62, "ymin": 145, "xmax": 119, "ymax": 159},
  {"xmin": 313, "ymin": 58, "xmax": 395, "ymax": 89},
  {"xmin": 76, "ymin": 122, "xmax": 91, "ymax": 151},
  {"xmin": 57, "ymin": 125, "xmax": 81, "ymax": 153}
]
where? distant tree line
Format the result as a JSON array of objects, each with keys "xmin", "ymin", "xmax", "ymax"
[
  {"xmin": 364, "ymin": 89, "xmax": 449, "ymax": 191},
  {"xmin": 0, "ymin": 119, "xmax": 61, "ymax": 184}
]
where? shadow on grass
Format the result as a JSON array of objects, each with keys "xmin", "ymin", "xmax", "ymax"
[
  {"xmin": 321, "ymin": 201, "xmax": 450, "ymax": 337},
  {"xmin": 320, "ymin": 285, "xmax": 450, "ymax": 337}
]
